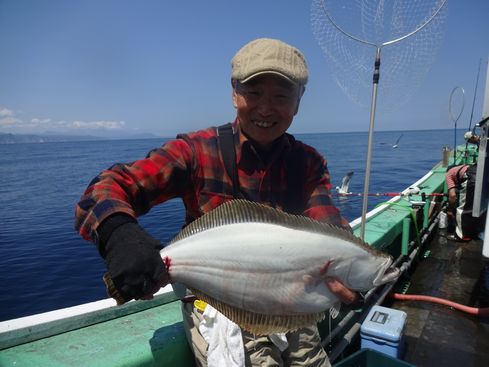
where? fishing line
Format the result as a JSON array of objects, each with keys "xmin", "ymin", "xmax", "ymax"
[{"xmin": 311, "ymin": 0, "xmax": 448, "ymax": 240}]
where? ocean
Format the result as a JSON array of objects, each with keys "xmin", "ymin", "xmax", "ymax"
[{"xmin": 0, "ymin": 129, "xmax": 459, "ymax": 321}]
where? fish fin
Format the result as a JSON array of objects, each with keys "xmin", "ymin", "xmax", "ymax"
[
  {"xmin": 329, "ymin": 302, "xmax": 341, "ymax": 320},
  {"xmin": 191, "ymin": 289, "xmax": 324, "ymax": 335},
  {"xmin": 169, "ymin": 200, "xmax": 381, "ymax": 259}
]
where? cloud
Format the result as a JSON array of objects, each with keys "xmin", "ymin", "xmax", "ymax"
[
  {"xmin": 30, "ymin": 118, "xmax": 52, "ymax": 125},
  {"xmin": 0, "ymin": 106, "xmax": 126, "ymax": 132},
  {"xmin": 0, "ymin": 107, "xmax": 14, "ymax": 117},
  {"xmin": 71, "ymin": 120, "xmax": 125, "ymax": 129},
  {"xmin": 0, "ymin": 116, "xmax": 22, "ymax": 127},
  {"xmin": 0, "ymin": 107, "xmax": 22, "ymax": 127}
]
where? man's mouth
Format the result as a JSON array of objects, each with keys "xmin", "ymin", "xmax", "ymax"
[{"xmin": 253, "ymin": 120, "xmax": 275, "ymax": 128}]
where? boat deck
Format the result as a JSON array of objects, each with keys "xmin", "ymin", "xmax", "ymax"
[{"xmin": 388, "ymin": 229, "xmax": 489, "ymax": 366}]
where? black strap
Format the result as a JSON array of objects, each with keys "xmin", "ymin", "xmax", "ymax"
[
  {"xmin": 284, "ymin": 148, "xmax": 306, "ymax": 214},
  {"xmin": 217, "ymin": 123, "xmax": 240, "ymax": 198}
]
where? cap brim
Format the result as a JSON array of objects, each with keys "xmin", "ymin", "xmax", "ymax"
[{"xmin": 240, "ymin": 70, "xmax": 297, "ymax": 85}]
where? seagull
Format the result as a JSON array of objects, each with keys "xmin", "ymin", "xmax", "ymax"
[
  {"xmin": 335, "ymin": 171, "xmax": 354, "ymax": 195},
  {"xmin": 391, "ymin": 133, "xmax": 403, "ymax": 148}
]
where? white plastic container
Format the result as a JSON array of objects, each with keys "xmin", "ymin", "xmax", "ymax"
[{"xmin": 360, "ymin": 305, "xmax": 407, "ymax": 358}]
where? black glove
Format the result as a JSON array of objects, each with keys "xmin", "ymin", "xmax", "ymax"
[{"xmin": 97, "ymin": 214, "xmax": 169, "ymax": 303}]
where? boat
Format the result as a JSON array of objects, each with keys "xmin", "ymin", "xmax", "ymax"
[
  {"xmin": 1, "ymin": 46, "xmax": 488, "ymax": 367},
  {"xmin": 0, "ymin": 130, "xmax": 487, "ymax": 366}
]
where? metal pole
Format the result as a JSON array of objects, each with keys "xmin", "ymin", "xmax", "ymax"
[
  {"xmin": 454, "ymin": 120, "xmax": 457, "ymax": 164},
  {"xmin": 360, "ymin": 47, "xmax": 381, "ymax": 240}
]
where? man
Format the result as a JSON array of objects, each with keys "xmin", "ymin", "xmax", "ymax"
[
  {"xmin": 75, "ymin": 38, "xmax": 358, "ymax": 367},
  {"xmin": 464, "ymin": 130, "xmax": 481, "ymax": 146},
  {"xmin": 445, "ymin": 163, "xmax": 484, "ymax": 241},
  {"xmin": 445, "ymin": 164, "xmax": 471, "ymax": 240}
]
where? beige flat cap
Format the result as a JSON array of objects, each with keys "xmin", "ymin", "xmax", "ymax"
[{"xmin": 231, "ymin": 38, "xmax": 308, "ymax": 86}]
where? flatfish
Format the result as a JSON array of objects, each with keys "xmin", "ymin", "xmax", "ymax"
[{"xmin": 161, "ymin": 200, "xmax": 399, "ymax": 334}]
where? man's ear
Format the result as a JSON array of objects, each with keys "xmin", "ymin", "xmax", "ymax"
[
  {"xmin": 294, "ymin": 99, "xmax": 301, "ymax": 115},
  {"xmin": 232, "ymin": 87, "xmax": 238, "ymax": 109},
  {"xmin": 294, "ymin": 86, "xmax": 305, "ymax": 115}
]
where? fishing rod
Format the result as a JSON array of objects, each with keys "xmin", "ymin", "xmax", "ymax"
[
  {"xmin": 332, "ymin": 192, "xmax": 445, "ymax": 198},
  {"xmin": 332, "ymin": 185, "xmax": 446, "ymax": 198},
  {"xmin": 463, "ymin": 58, "xmax": 483, "ymax": 161},
  {"xmin": 468, "ymin": 58, "xmax": 483, "ymax": 132}
]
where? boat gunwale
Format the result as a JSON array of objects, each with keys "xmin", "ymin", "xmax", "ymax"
[{"xmin": 0, "ymin": 285, "xmax": 178, "ymax": 350}]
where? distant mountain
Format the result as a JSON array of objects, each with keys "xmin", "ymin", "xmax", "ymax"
[
  {"xmin": 0, "ymin": 132, "xmax": 163, "ymax": 144},
  {"xmin": 0, "ymin": 132, "xmax": 105, "ymax": 144}
]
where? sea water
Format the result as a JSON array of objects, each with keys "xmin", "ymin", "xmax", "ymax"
[{"xmin": 0, "ymin": 129, "xmax": 460, "ymax": 321}]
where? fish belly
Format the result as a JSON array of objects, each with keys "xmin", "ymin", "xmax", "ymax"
[{"xmin": 162, "ymin": 222, "xmax": 365, "ymax": 315}]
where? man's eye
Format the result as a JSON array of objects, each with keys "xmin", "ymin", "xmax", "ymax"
[
  {"xmin": 245, "ymin": 91, "xmax": 259, "ymax": 97},
  {"xmin": 276, "ymin": 94, "xmax": 293, "ymax": 101}
]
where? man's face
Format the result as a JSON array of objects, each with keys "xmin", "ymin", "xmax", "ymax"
[{"xmin": 232, "ymin": 74, "xmax": 303, "ymax": 149}]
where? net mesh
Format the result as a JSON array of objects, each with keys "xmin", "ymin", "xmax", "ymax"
[{"xmin": 311, "ymin": 0, "xmax": 448, "ymax": 110}]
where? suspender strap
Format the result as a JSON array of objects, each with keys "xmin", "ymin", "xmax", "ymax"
[
  {"xmin": 217, "ymin": 123, "xmax": 305, "ymax": 211},
  {"xmin": 217, "ymin": 123, "xmax": 240, "ymax": 198},
  {"xmin": 284, "ymin": 149, "xmax": 306, "ymax": 214}
]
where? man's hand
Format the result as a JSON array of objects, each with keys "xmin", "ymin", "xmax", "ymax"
[
  {"xmin": 102, "ymin": 221, "xmax": 170, "ymax": 304},
  {"xmin": 325, "ymin": 277, "xmax": 359, "ymax": 305}
]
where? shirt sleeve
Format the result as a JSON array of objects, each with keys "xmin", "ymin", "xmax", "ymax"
[{"xmin": 74, "ymin": 138, "xmax": 195, "ymax": 242}]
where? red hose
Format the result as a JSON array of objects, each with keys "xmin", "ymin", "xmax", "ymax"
[{"xmin": 391, "ymin": 293, "xmax": 489, "ymax": 316}]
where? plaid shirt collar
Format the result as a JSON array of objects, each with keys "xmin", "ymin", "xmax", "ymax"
[{"xmin": 233, "ymin": 119, "xmax": 292, "ymax": 168}]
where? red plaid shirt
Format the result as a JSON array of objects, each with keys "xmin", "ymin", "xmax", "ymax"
[{"xmin": 75, "ymin": 120, "xmax": 349, "ymax": 242}]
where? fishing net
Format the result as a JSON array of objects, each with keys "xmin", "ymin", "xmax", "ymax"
[
  {"xmin": 449, "ymin": 86, "xmax": 465, "ymax": 160},
  {"xmin": 311, "ymin": 0, "xmax": 448, "ymax": 110},
  {"xmin": 311, "ymin": 0, "xmax": 448, "ymax": 239}
]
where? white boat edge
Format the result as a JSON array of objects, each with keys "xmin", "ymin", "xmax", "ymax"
[
  {"xmin": 0, "ymin": 285, "xmax": 177, "ymax": 349},
  {"xmin": 349, "ymin": 170, "xmax": 434, "ymax": 227}
]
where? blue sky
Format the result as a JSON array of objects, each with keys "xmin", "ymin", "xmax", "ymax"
[{"xmin": 0, "ymin": 0, "xmax": 488, "ymax": 137}]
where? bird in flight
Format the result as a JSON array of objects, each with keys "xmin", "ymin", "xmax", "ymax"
[{"xmin": 336, "ymin": 171, "xmax": 354, "ymax": 195}]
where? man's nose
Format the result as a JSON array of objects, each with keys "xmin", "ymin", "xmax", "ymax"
[{"xmin": 256, "ymin": 94, "xmax": 274, "ymax": 115}]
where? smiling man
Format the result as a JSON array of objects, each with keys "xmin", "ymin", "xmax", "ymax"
[{"xmin": 75, "ymin": 38, "xmax": 356, "ymax": 367}]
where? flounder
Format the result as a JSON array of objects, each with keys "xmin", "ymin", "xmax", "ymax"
[{"xmin": 160, "ymin": 200, "xmax": 399, "ymax": 334}]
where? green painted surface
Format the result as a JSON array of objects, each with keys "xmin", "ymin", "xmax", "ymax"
[
  {"xmin": 352, "ymin": 161, "xmax": 449, "ymax": 251},
  {"xmin": 351, "ymin": 143, "xmax": 476, "ymax": 251},
  {"xmin": 1, "ymin": 145, "xmax": 476, "ymax": 367},
  {"xmin": 0, "ymin": 300, "xmax": 194, "ymax": 367}
]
